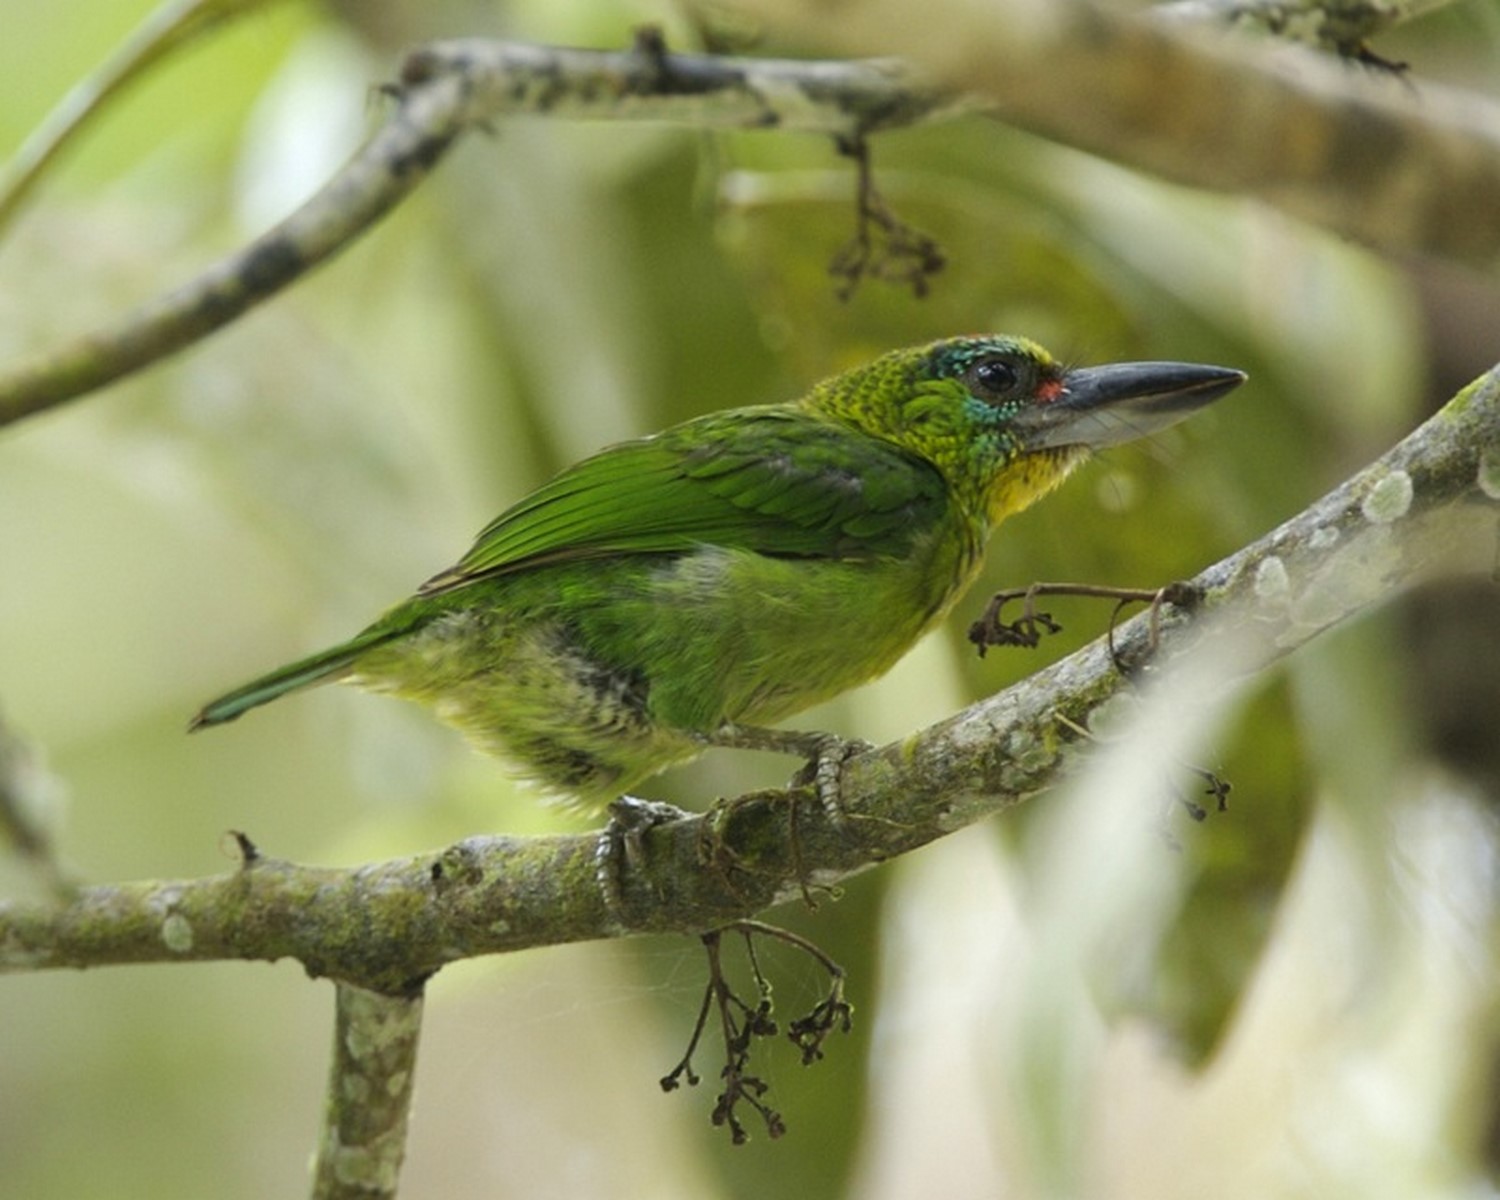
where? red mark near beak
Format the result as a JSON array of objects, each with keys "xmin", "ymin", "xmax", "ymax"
[{"xmin": 1036, "ymin": 377, "xmax": 1065, "ymax": 404}]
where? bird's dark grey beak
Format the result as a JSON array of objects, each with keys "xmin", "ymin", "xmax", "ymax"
[{"xmin": 1017, "ymin": 361, "xmax": 1246, "ymax": 451}]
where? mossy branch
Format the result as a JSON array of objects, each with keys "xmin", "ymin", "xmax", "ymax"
[
  {"xmin": 4, "ymin": 363, "xmax": 1496, "ymax": 991},
  {"xmin": 312, "ymin": 984, "xmax": 423, "ymax": 1200}
]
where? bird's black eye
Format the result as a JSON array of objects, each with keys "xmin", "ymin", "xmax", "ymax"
[{"xmin": 968, "ymin": 357, "xmax": 1020, "ymax": 397}]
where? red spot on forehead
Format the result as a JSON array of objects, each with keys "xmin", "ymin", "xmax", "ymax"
[{"xmin": 1036, "ymin": 377, "xmax": 1065, "ymax": 403}]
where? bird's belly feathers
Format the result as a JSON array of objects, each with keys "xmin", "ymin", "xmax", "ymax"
[
  {"xmin": 349, "ymin": 532, "xmax": 982, "ymax": 807},
  {"xmin": 350, "ymin": 600, "xmax": 700, "ymax": 807},
  {"xmin": 618, "ymin": 541, "xmax": 975, "ymax": 727}
]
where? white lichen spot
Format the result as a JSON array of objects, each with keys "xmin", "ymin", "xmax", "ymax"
[
  {"xmin": 1004, "ymin": 727, "xmax": 1050, "ymax": 772},
  {"xmin": 386, "ymin": 1070, "xmax": 410, "ymax": 1097},
  {"xmin": 1479, "ymin": 450, "xmax": 1500, "ymax": 501},
  {"xmin": 344, "ymin": 1026, "xmax": 376, "ymax": 1061},
  {"xmin": 331, "ymin": 1140, "xmax": 400, "ymax": 1191},
  {"xmin": 1254, "ymin": 556, "xmax": 1290, "ymax": 601},
  {"xmin": 342, "ymin": 1072, "xmax": 372, "ymax": 1104},
  {"xmin": 1361, "ymin": 470, "xmax": 1413, "ymax": 524},
  {"xmin": 160, "ymin": 913, "xmax": 193, "ymax": 953},
  {"xmin": 1308, "ymin": 526, "xmax": 1340, "ymax": 551},
  {"xmin": 946, "ymin": 718, "xmax": 997, "ymax": 757}
]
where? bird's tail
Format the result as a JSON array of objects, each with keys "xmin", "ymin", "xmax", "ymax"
[{"xmin": 188, "ymin": 626, "xmax": 401, "ymax": 731}]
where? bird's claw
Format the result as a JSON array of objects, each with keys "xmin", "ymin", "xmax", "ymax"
[
  {"xmin": 595, "ymin": 795, "xmax": 693, "ymax": 924},
  {"xmin": 700, "ymin": 724, "xmax": 871, "ymax": 829},
  {"xmin": 788, "ymin": 733, "xmax": 873, "ymax": 829}
]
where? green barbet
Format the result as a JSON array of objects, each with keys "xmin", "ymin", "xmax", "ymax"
[{"xmin": 191, "ymin": 336, "xmax": 1243, "ymax": 811}]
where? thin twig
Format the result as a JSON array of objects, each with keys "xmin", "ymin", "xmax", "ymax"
[
  {"xmin": 5, "ymin": 13, "xmax": 1499, "ymax": 425},
  {"xmin": 827, "ymin": 132, "xmax": 945, "ymax": 299},
  {"xmin": 661, "ymin": 920, "xmax": 850, "ymax": 1141}
]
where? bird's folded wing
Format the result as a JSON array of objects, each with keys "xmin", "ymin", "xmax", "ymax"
[{"xmin": 417, "ymin": 407, "xmax": 946, "ymax": 595}]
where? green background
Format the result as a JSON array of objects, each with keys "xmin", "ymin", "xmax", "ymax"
[{"xmin": 3, "ymin": 2, "xmax": 1499, "ymax": 1197}]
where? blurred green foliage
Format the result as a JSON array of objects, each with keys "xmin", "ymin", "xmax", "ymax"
[{"xmin": 2, "ymin": 2, "xmax": 1497, "ymax": 1198}]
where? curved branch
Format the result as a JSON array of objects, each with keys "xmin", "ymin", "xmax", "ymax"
[
  {"xmin": 3, "ymin": 364, "xmax": 1496, "ymax": 992},
  {"xmin": 0, "ymin": 41, "xmax": 969, "ymax": 429}
]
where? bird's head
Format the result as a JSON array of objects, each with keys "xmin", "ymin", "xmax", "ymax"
[{"xmin": 820, "ymin": 334, "xmax": 1245, "ymax": 525}]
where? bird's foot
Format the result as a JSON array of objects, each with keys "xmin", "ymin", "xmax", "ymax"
[
  {"xmin": 595, "ymin": 795, "xmax": 693, "ymax": 924},
  {"xmin": 790, "ymin": 733, "xmax": 873, "ymax": 829},
  {"xmin": 968, "ymin": 580, "xmax": 1202, "ymax": 663},
  {"xmin": 701, "ymin": 724, "xmax": 872, "ymax": 828}
]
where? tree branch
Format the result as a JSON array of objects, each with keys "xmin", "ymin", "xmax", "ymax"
[
  {"xmin": 312, "ymin": 984, "xmax": 424, "ymax": 1200},
  {"xmin": 397, "ymin": 36, "xmax": 975, "ymax": 135},
  {"xmin": 1156, "ymin": 0, "xmax": 1462, "ymax": 49},
  {"xmin": 4, "ymin": 363, "xmax": 1496, "ymax": 990},
  {"xmin": 740, "ymin": 0, "xmax": 1500, "ymax": 265}
]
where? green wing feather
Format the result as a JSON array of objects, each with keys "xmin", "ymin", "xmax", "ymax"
[{"xmin": 418, "ymin": 407, "xmax": 947, "ymax": 595}]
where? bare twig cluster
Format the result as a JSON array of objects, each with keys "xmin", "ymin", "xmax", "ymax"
[{"xmin": 660, "ymin": 921, "xmax": 853, "ymax": 1143}]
